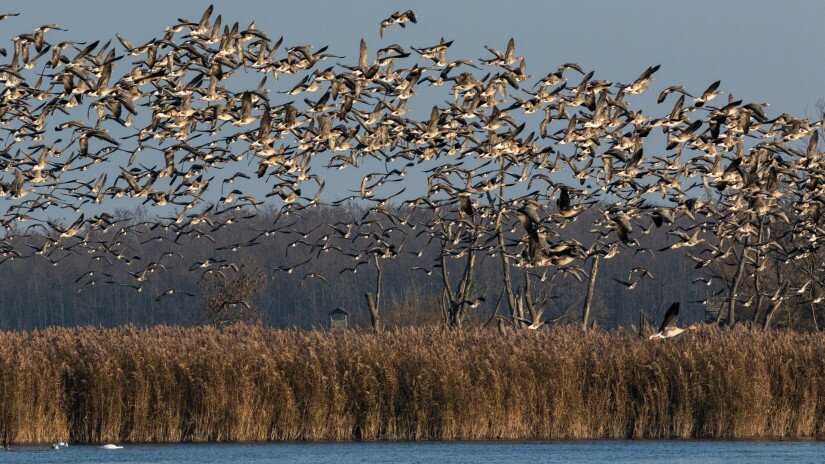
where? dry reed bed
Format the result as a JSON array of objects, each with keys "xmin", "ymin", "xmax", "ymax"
[{"xmin": 0, "ymin": 324, "xmax": 824, "ymax": 443}]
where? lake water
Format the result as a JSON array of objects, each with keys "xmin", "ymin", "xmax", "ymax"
[{"xmin": 3, "ymin": 441, "xmax": 824, "ymax": 463}]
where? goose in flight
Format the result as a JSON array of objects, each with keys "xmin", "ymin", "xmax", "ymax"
[
  {"xmin": 155, "ymin": 289, "xmax": 196, "ymax": 301},
  {"xmin": 649, "ymin": 302, "xmax": 697, "ymax": 340},
  {"xmin": 514, "ymin": 305, "xmax": 546, "ymax": 330},
  {"xmin": 379, "ymin": 10, "xmax": 417, "ymax": 38}
]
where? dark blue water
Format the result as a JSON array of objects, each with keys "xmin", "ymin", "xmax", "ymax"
[{"xmin": 3, "ymin": 441, "xmax": 824, "ymax": 463}]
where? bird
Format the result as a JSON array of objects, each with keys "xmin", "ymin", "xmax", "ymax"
[
  {"xmin": 613, "ymin": 277, "xmax": 639, "ymax": 290},
  {"xmin": 649, "ymin": 303, "xmax": 698, "ymax": 340},
  {"xmin": 619, "ymin": 64, "xmax": 660, "ymax": 95},
  {"xmin": 299, "ymin": 272, "xmax": 329, "ymax": 287},
  {"xmin": 379, "ymin": 10, "xmax": 417, "ymax": 38},
  {"xmin": 100, "ymin": 444, "xmax": 123, "ymax": 449},
  {"xmin": 514, "ymin": 305, "xmax": 547, "ymax": 330},
  {"xmin": 457, "ymin": 193, "xmax": 475, "ymax": 217},
  {"xmin": 155, "ymin": 289, "xmax": 196, "ymax": 301}
]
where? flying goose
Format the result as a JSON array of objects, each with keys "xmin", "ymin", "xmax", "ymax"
[
  {"xmin": 649, "ymin": 302, "xmax": 697, "ymax": 340},
  {"xmin": 379, "ymin": 10, "xmax": 417, "ymax": 38}
]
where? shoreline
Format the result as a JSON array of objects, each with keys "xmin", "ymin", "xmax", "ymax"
[{"xmin": 6, "ymin": 437, "xmax": 825, "ymax": 446}]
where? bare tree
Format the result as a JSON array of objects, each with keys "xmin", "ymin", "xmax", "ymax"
[{"xmin": 201, "ymin": 260, "xmax": 266, "ymax": 325}]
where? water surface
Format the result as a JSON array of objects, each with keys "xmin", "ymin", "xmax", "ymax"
[{"xmin": 4, "ymin": 440, "xmax": 824, "ymax": 463}]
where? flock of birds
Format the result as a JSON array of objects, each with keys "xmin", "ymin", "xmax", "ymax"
[{"xmin": 0, "ymin": 5, "xmax": 823, "ymax": 332}]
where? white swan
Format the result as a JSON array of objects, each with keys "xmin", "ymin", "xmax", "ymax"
[
  {"xmin": 101, "ymin": 444, "xmax": 123, "ymax": 449},
  {"xmin": 57, "ymin": 441, "xmax": 68, "ymax": 447}
]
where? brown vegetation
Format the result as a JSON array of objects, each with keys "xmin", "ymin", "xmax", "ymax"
[{"xmin": 1, "ymin": 324, "xmax": 824, "ymax": 444}]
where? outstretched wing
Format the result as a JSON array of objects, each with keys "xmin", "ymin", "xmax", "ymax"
[{"xmin": 659, "ymin": 302, "xmax": 680, "ymax": 332}]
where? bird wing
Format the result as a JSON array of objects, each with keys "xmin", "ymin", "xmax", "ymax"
[
  {"xmin": 557, "ymin": 185, "xmax": 571, "ymax": 211},
  {"xmin": 659, "ymin": 302, "xmax": 680, "ymax": 332},
  {"xmin": 359, "ymin": 39, "xmax": 368, "ymax": 68}
]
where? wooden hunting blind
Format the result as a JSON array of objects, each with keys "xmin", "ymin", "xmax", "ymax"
[{"xmin": 329, "ymin": 307, "xmax": 350, "ymax": 331}]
